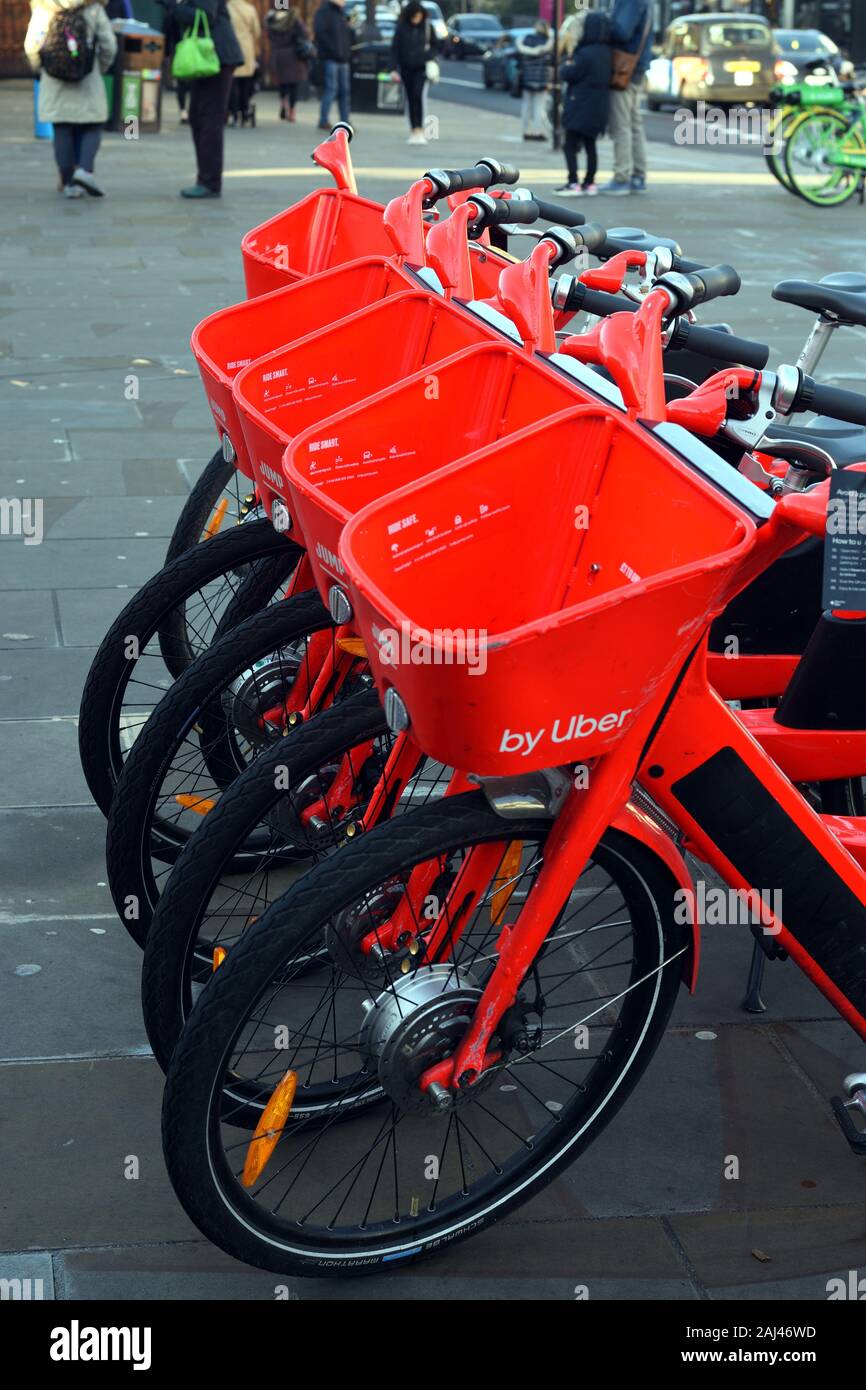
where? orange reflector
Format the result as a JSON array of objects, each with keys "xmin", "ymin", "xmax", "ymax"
[
  {"xmin": 212, "ymin": 946, "xmax": 227, "ymax": 971},
  {"xmin": 242, "ymin": 1069, "xmax": 298, "ymax": 1187},
  {"xmin": 491, "ymin": 840, "xmax": 524, "ymax": 926},
  {"xmin": 202, "ymin": 497, "xmax": 229, "ymax": 540},
  {"xmin": 336, "ymin": 636, "xmax": 368, "ymax": 658},
  {"xmin": 175, "ymin": 793, "xmax": 216, "ymax": 815}
]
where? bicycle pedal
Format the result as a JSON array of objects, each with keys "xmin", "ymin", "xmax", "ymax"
[{"xmin": 831, "ymin": 1073, "xmax": 866, "ymax": 1156}]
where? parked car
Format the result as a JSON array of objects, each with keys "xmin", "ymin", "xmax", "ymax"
[
  {"xmin": 773, "ymin": 28, "xmax": 850, "ymax": 84},
  {"xmin": 421, "ymin": 0, "xmax": 448, "ymax": 45},
  {"xmin": 645, "ymin": 12, "xmax": 781, "ymax": 110},
  {"xmin": 446, "ymin": 13, "xmax": 503, "ymax": 60},
  {"xmin": 481, "ymin": 27, "xmax": 532, "ymax": 90}
]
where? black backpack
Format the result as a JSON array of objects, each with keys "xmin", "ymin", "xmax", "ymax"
[{"xmin": 40, "ymin": 5, "xmax": 97, "ymax": 83}]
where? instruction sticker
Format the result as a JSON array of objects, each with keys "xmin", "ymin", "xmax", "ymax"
[{"xmin": 822, "ymin": 471, "xmax": 866, "ymax": 611}]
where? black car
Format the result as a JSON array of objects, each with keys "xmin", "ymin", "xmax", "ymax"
[
  {"xmin": 446, "ymin": 13, "xmax": 503, "ymax": 59},
  {"xmin": 773, "ymin": 28, "xmax": 847, "ymax": 83},
  {"xmin": 482, "ymin": 28, "xmax": 534, "ymax": 90}
]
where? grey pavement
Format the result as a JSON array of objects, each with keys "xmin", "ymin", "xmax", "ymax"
[{"xmin": 1, "ymin": 76, "xmax": 866, "ymax": 1303}]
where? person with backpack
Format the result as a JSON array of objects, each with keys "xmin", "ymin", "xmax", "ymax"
[
  {"xmin": 557, "ymin": 9, "xmax": 610, "ymax": 197},
  {"xmin": 157, "ymin": 0, "xmax": 243, "ymax": 197},
  {"xmin": 389, "ymin": 1, "xmax": 438, "ymax": 146},
  {"xmin": 313, "ymin": 0, "xmax": 351, "ymax": 131},
  {"xmin": 265, "ymin": 5, "xmax": 312, "ymax": 123},
  {"xmin": 515, "ymin": 20, "xmax": 551, "ymax": 143},
  {"xmin": 24, "ymin": 0, "xmax": 117, "ymax": 199},
  {"xmin": 600, "ymin": 0, "xmax": 653, "ymax": 195}
]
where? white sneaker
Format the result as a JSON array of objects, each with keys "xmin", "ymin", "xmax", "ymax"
[
  {"xmin": 71, "ymin": 167, "xmax": 105, "ymax": 197},
  {"xmin": 64, "ymin": 184, "xmax": 83, "ymax": 199},
  {"xmin": 407, "ymin": 131, "xmax": 427, "ymax": 145}
]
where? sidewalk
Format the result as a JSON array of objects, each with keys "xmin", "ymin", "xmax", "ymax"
[{"xmin": 1, "ymin": 79, "xmax": 865, "ymax": 1301}]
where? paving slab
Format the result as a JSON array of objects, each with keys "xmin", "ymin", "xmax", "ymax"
[
  {"xmin": 0, "ymin": 539, "xmax": 166, "ymax": 593},
  {"xmin": 0, "ymin": 916, "xmax": 145, "ymax": 1060},
  {"xmin": 0, "ymin": 718, "xmax": 89, "ymax": 808},
  {"xmin": 0, "ymin": 807, "xmax": 111, "ymax": 917},
  {"xmin": 0, "ymin": 591, "xmax": 59, "ymax": 648},
  {"xmin": 0, "ymin": 647, "xmax": 96, "ymax": 718},
  {"xmin": 669, "ymin": 1205, "xmax": 866, "ymax": 1296},
  {"xmin": 0, "ymin": 1252, "xmax": 55, "ymax": 1300},
  {"xmin": 56, "ymin": 587, "xmax": 137, "ymax": 647}
]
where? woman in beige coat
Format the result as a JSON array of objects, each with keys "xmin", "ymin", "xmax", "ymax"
[
  {"xmin": 25, "ymin": 0, "xmax": 117, "ymax": 198},
  {"xmin": 227, "ymin": 0, "xmax": 260, "ymax": 126}
]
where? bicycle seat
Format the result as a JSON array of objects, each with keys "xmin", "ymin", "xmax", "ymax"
[{"xmin": 772, "ymin": 274, "xmax": 866, "ymax": 324}]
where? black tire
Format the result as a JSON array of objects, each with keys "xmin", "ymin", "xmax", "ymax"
[
  {"xmin": 78, "ymin": 520, "xmax": 299, "ymax": 817},
  {"xmin": 162, "ymin": 792, "xmax": 687, "ymax": 1276},
  {"xmin": 105, "ymin": 591, "xmax": 333, "ymax": 947},
  {"xmin": 165, "ymin": 450, "xmax": 238, "ymax": 565},
  {"xmin": 141, "ymin": 687, "xmax": 392, "ymax": 1071}
]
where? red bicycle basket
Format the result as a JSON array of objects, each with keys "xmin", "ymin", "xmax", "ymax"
[
  {"xmin": 234, "ymin": 290, "xmax": 495, "ymax": 519},
  {"xmin": 339, "ymin": 406, "xmax": 756, "ymax": 775},
  {"xmin": 241, "ymin": 188, "xmax": 394, "ymax": 297},
  {"xmin": 191, "ymin": 257, "xmax": 415, "ymax": 479},
  {"xmin": 285, "ymin": 340, "xmax": 588, "ymax": 609}
]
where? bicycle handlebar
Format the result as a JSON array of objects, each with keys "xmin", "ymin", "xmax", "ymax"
[
  {"xmin": 798, "ymin": 376, "xmax": 866, "ymax": 428},
  {"xmin": 670, "ymin": 320, "xmax": 770, "ymax": 371},
  {"xmin": 525, "ymin": 196, "xmax": 588, "ymax": 229},
  {"xmin": 427, "ymin": 160, "xmax": 520, "ymax": 200},
  {"xmin": 656, "ymin": 265, "xmax": 741, "ymax": 313},
  {"xmin": 557, "ymin": 280, "xmax": 769, "ymax": 368}
]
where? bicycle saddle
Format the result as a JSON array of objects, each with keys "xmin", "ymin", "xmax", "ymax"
[{"xmin": 772, "ymin": 272, "xmax": 866, "ymax": 325}]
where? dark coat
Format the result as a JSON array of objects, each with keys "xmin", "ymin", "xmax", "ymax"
[
  {"xmin": 314, "ymin": 1, "xmax": 351, "ymax": 63},
  {"xmin": 266, "ymin": 10, "xmax": 310, "ymax": 84},
  {"xmin": 168, "ymin": 0, "xmax": 244, "ymax": 67},
  {"xmin": 391, "ymin": 16, "xmax": 436, "ymax": 74},
  {"xmin": 560, "ymin": 13, "xmax": 611, "ymax": 137},
  {"xmin": 515, "ymin": 32, "xmax": 552, "ymax": 92}
]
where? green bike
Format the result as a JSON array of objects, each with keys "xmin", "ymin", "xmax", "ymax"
[{"xmin": 782, "ymin": 84, "xmax": 866, "ymax": 206}]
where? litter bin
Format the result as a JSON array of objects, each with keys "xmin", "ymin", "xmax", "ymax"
[
  {"xmin": 350, "ymin": 41, "xmax": 406, "ymax": 115},
  {"xmin": 107, "ymin": 20, "xmax": 165, "ymax": 132}
]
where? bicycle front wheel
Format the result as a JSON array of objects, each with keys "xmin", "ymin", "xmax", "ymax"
[
  {"xmin": 161, "ymin": 792, "xmax": 688, "ymax": 1276},
  {"xmin": 784, "ymin": 108, "xmax": 866, "ymax": 206}
]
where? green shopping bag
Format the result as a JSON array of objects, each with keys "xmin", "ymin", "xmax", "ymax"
[{"xmin": 172, "ymin": 10, "xmax": 220, "ymax": 81}]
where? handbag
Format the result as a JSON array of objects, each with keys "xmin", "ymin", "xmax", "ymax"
[
  {"xmin": 425, "ymin": 58, "xmax": 440, "ymax": 83},
  {"xmin": 172, "ymin": 9, "xmax": 221, "ymax": 82},
  {"xmin": 610, "ymin": 2, "xmax": 652, "ymax": 91}
]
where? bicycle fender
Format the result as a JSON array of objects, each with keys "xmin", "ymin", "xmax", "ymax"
[{"xmin": 612, "ymin": 802, "xmax": 699, "ymax": 992}]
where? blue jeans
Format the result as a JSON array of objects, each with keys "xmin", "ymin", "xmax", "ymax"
[{"xmin": 320, "ymin": 60, "xmax": 350, "ymax": 125}]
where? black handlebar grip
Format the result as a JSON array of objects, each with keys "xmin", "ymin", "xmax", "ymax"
[
  {"xmin": 491, "ymin": 161, "xmax": 520, "ymax": 186},
  {"xmin": 800, "ymin": 378, "xmax": 866, "ymax": 429},
  {"xmin": 574, "ymin": 222, "xmax": 607, "ymax": 255},
  {"xmin": 674, "ymin": 321, "xmax": 769, "ymax": 370},
  {"xmin": 528, "ymin": 196, "xmax": 587, "ymax": 228},
  {"xmin": 685, "ymin": 264, "xmax": 741, "ymax": 308},
  {"xmin": 488, "ymin": 195, "xmax": 539, "ymax": 226},
  {"xmin": 564, "ymin": 283, "xmax": 636, "ymax": 317},
  {"xmin": 439, "ymin": 164, "xmax": 497, "ymax": 193},
  {"xmin": 670, "ymin": 253, "xmax": 706, "ymax": 275}
]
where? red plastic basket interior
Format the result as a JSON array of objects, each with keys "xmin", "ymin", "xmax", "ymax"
[
  {"xmin": 241, "ymin": 188, "xmax": 394, "ymax": 297},
  {"xmin": 285, "ymin": 341, "xmax": 587, "ymax": 600}
]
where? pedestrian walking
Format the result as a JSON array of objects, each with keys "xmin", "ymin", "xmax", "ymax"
[
  {"xmin": 266, "ymin": 5, "xmax": 312, "ymax": 123},
  {"xmin": 314, "ymin": 0, "xmax": 351, "ymax": 130},
  {"xmin": 557, "ymin": 10, "xmax": 610, "ymax": 197},
  {"xmin": 227, "ymin": 0, "xmax": 261, "ymax": 125},
  {"xmin": 390, "ymin": 0, "xmax": 438, "ymax": 145},
  {"xmin": 24, "ymin": 0, "xmax": 117, "ymax": 199},
  {"xmin": 601, "ymin": 0, "xmax": 653, "ymax": 195},
  {"xmin": 158, "ymin": 0, "xmax": 243, "ymax": 197},
  {"xmin": 515, "ymin": 20, "xmax": 551, "ymax": 142}
]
